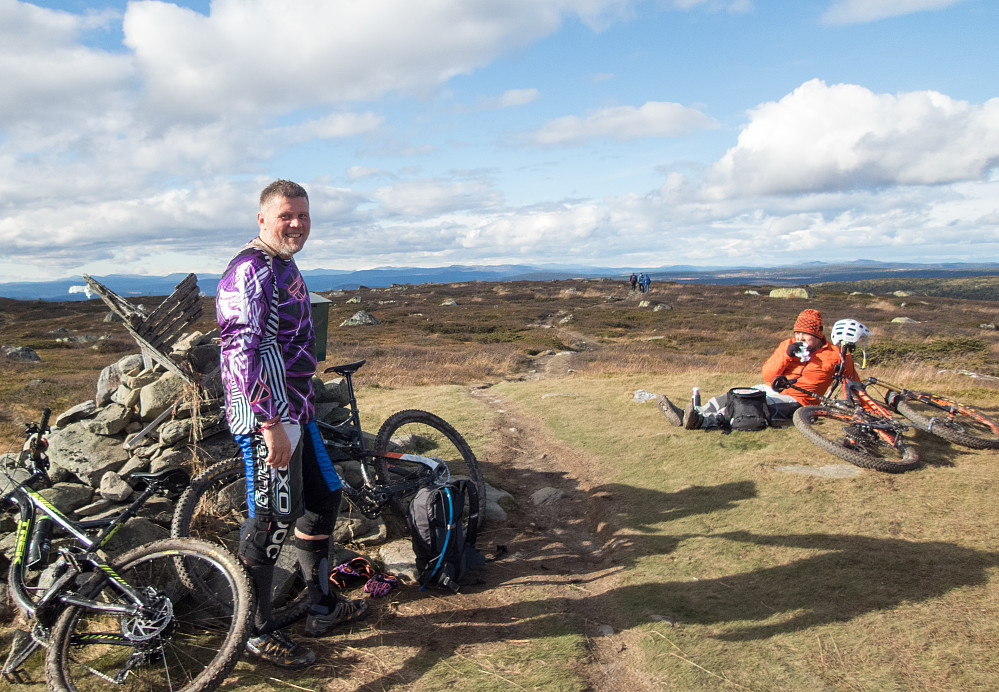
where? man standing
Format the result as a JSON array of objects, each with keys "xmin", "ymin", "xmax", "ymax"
[{"xmin": 217, "ymin": 180, "xmax": 368, "ymax": 669}]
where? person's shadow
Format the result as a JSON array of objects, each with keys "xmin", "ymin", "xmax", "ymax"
[{"xmin": 223, "ymin": 477, "xmax": 998, "ymax": 690}]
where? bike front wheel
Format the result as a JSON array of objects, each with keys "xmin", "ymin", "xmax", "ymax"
[
  {"xmin": 373, "ymin": 409, "xmax": 485, "ymax": 533},
  {"xmin": 45, "ymin": 537, "xmax": 253, "ymax": 692},
  {"xmin": 896, "ymin": 395, "xmax": 999, "ymax": 450},
  {"xmin": 793, "ymin": 405, "xmax": 920, "ymax": 473},
  {"xmin": 170, "ymin": 457, "xmax": 311, "ymax": 630}
]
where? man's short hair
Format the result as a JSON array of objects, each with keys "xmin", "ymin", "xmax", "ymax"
[{"xmin": 259, "ymin": 180, "xmax": 308, "ymax": 209}]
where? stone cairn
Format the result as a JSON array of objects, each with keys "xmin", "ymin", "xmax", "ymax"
[{"xmin": 0, "ymin": 330, "xmax": 383, "ymax": 568}]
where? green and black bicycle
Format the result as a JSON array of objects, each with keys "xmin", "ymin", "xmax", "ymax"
[{"xmin": 2, "ymin": 409, "xmax": 254, "ymax": 691}]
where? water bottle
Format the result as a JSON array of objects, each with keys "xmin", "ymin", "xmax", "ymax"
[
  {"xmin": 27, "ymin": 517, "xmax": 54, "ymax": 569},
  {"xmin": 691, "ymin": 387, "xmax": 701, "ymax": 408}
]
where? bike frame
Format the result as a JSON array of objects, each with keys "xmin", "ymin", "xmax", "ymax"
[
  {"xmin": 314, "ymin": 419, "xmax": 444, "ymax": 514},
  {"xmin": 3, "ymin": 412, "xmax": 188, "ymax": 630},
  {"xmin": 775, "ymin": 343, "xmax": 909, "ymax": 448},
  {"xmin": 865, "ymin": 376, "xmax": 999, "ymax": 435},
  {"xmin": 5, "ymin": 476, "xmax": 168, "ymax": 623}
]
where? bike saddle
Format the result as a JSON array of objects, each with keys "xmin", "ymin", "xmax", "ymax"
[
  {"xmin": 324, "ymin": 359, "xmax": 366, "ymax": 376},
  {"xmin": 128, "ymin": 467, "xmax": 190, "ymax": 495}
]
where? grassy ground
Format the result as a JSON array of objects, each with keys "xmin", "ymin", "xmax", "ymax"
[
  {"xmin": 482, "ymin": 373, "xmax": 999, "ymax": 691},
  {"xmin": 2, "ymin": 278, "xmax": 998, "ymax": 689}
]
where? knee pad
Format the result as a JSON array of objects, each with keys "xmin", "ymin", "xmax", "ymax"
[
  {"xmin": 238, "ymin": 517, "xmax": 292, "ymax": 566},
  {"xmin": 295, "ymin": 509, "xmax": 337, "ymax": 538},
  {"xmin": 296, "ymin": 488, "xmax": 342, "ymax": 537}
]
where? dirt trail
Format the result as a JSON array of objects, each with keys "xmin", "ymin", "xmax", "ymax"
[{"xmin": 310, "ymin": 333, "xmax": 649, "ymax": 690}]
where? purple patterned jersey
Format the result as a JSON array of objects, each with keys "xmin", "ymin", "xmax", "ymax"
[{"xmin": 217, "ymin": 246, "xmax": 316, "ymax": 434}]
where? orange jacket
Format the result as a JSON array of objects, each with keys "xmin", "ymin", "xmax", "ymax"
[{"xmin": 761, "ymin": 338, "xmax": 859, "ymax": 406}]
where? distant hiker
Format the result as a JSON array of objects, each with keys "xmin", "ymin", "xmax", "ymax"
[
  {"xmin": 217, "ymin": 179, "xmax": 369, "ymax": 670},
  {"xmin": 637, "ymin": 273, "xmax": 646, "ymax": 293},
  {"xmin": 641, "ymin": 273, "xmax": 651, "ymax": 293},
  {"xmin": 629, "ymin": 273, "xmax": 638, "ymax": 291},
  {"xmin": 657, "ymin": 309, "xmax": 859, "ymax": 430}
]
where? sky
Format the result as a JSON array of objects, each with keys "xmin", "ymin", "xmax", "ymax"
[{"xmin": 1, "ymin": 0, "xmax": 997, "ymax": 283}]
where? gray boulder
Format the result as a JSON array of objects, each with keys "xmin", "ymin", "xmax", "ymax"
[
  {"xmin": 158, "ymin": 418, "xmax": 193, "ymax": 447},
  {"xmin": 83, "ymin": 403, "xmax": 132, "ymax": 436},
  {"xmin": 314, "ymin": 376, "xmax": 350, "ymax": 406},
  {"xmin": 102, "ymin": 517, "xmax": 168, "ymax": 555},
  {"xmin": 340, "ymin": 310, "xmax": 380, "ymax": 326},
  {"xmin": 139, "ymin": 372, "xmax": 187, "ymax": 420},
  {"xmin": 47, "ymin": 422, "xmax": 129, "ymax": 486},
  {"xmin": 55, "ymin": 401, "xmax": 97, "ymax": 428},
  {"xmin": 377, "ymin": 539, "xmax": 418, "ymax": 583},
  {"xmin": 2, "ymin": 345, "xmax": 40, "ymax": 362},
  {"xmin": 39, "ymin": 483, "xmax": 94, "ymax": 513},
  {"xmin": 99, "ymin": 472, "xmax": 134, "ymax": 502}
]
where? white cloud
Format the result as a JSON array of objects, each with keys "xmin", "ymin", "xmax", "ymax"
[
  {"xmin": 372, "ymin": 179, "xmax": 502, "ymax": 216},
  {"xmin": 498, "ymin": 89, "xmax": 540, "ymax": 108},
  {"xmin": 668, "ymin": 0, "xmax": 752, "ymax": 13},
  {"xmin": 822, "ymin": 0, "xmax": 970, "ymax": 25},
  {"xmin": 287, "ymin": 112, "xmax": 385, "ymax": 142},
  {"xmin": 121, "ymin": 0, "xmax": 624, "ymax": 119},
  {"xmin": 346, "ymin": 166, "xmax": 391, "ymax": 181},
  {"xmin": 704, "ymin": 79, "xmax": 999, "ymax": 198},
  {"xmin": 0, "ymin": 2, "xmax": 132, "ymax": 126},
  {"xmin": 523, "ymin": 101, "xmax": 718, "ymax": 146}
]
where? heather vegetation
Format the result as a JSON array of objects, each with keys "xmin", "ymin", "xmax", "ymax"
[{"xmin": 1, "ymin": 277, "xmax": 998, "ymax": 690}]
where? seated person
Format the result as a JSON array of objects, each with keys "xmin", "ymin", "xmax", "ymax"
[{"xmin": 658, "ymin": 308, "xmax": 859, "ymax": 430}]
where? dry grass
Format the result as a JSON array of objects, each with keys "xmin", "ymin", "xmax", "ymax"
[{"xmin": 1, "ymin": 277, "xmax": 998, "ymax": 690}]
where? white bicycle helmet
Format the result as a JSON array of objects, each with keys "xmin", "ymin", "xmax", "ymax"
[{"xmin": 830, "ymin": 318, "xmax": 872, "ymax": 346}]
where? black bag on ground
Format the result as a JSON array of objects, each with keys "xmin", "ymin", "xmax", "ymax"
[
  {"xmin": 723, "ymin": 388, "xmax": 771, "ymax": 431},
  {"xmin": 407, "ymin": 480, "xmax": 485, "ymax": 592}
]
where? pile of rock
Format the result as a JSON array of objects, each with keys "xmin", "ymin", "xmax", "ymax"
[{"xmin": 0, "ymin": 330, "xmax": 356, "ymax": 562}]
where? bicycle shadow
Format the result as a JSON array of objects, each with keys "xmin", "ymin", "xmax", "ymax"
[
  {"xmin": 908, "ymin": 428, "xmax": 974, "ymax": 468},
  {"xmin": 322, "ymin": 530, "xmax": 998, "ymax": 691}
]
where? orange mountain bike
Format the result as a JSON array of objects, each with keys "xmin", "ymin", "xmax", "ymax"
[
  {"xmin": 772, "ymin": 319, "xmax": 919, "ymax": 473},
  {"xmin": 864, "ymin": 377, "xmax": 999, "ymax": 450}
]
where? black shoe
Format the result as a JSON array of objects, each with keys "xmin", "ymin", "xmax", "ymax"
[
  {"xmin": 657, "ymin": 395, "xmax": 683, "ymax": 426},
  {"xmin": 305, "ymin": 597, "xmax": 370, "ymax": 637},
  {"xmin": 245, "ymin": 629, "xmax": 316, "ymax": 669},
  {"xmin": 683, "ymin": 405, "xmax": 703, "ymax": 430}
]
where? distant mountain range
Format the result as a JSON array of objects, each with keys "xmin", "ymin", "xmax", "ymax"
[{"xmin": 2, "ymin": 260, "xmax": 998, "ymax": 301}]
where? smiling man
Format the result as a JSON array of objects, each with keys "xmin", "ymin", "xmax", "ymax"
[{"xmin": 217, "ymin": 180, "xmax": 368, "ymax": 669}]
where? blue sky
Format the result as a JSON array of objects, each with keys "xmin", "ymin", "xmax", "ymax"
[{"xmin": 1, "ymin": 0, "xmax": 997, "ymax": 283}]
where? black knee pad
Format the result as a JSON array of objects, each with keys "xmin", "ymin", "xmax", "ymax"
[
  {"xmin": 295, "ymin": 509, "xmax": 337, "ymax": 538},
  {"xmin": 296, "ymin": 488, "xmax": 342, "ymax": 537},
  {"xmin": 238, "ymin": 517, "xmax": 292, "ymax": 566}
]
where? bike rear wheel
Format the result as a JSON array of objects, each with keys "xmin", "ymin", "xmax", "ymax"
[
  {"xmin": 793, "ymin": 405, "xmax": 920, "ymax": 473},
  {"xmin": 45, "ymin": 537, "xmax": 252, "ymax": 692},
  {"xmin": 170, "ymin": 457, "xmax": 311, "ymax": 629},
  {"xmin": 373, "ymin": 409, "xmax": 484, "ymax": 533},
  {"xmin": 896, "ymin": 395, "xmax": 999, "ymax": 450}
]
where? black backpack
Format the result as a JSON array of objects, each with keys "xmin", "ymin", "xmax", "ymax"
[
  {"xmin": 406, "ymin": 481, "xmax": 485, "ymax": 592},
  {"xmin": 723, "ymin": 388, "xmax": 771, "ymax": 431}
]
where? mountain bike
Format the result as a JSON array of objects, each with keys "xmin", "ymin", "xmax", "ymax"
[
  {"xmin": 171, "ymin": 359, "xmax": 483, "ymax": 628},
  {"xmin": 1, "ymin": 409, "xmax": 254, "ymax": 691},
  {"xmin": 771, "ymin": 319, "xmax": 919, "ymax": 473},
  {"xmin": 860, "ymin": 377, "xmax": 999, "ymax": 450}
]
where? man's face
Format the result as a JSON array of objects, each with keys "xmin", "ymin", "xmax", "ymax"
[
  {"xmin": 793, "ymin": 332, "xmax": 823, "ymax": 351},
  {"xmin": 258, "ymin": 195, "xmax": 310, "ymax": 257}
]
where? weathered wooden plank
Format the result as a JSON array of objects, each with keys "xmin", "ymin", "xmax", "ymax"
[
  {"xmin": 142, "ymin": 274, "xmax": 199, "ymax": 325},
  {"xmin": 141, "ymin": 292, "xmax": 202, "ymax": 343},
  {"xmin": 146, "ymin": 302, "xmax": 204, "ymax": 351}
]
